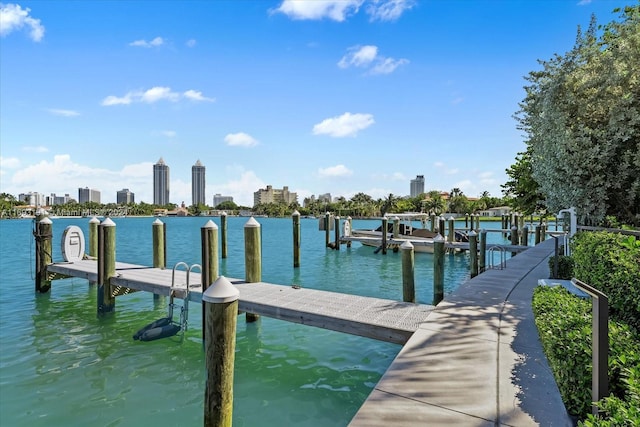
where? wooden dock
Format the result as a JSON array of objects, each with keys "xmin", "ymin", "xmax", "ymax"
[
  {"xmin": 47, "ymin": 260, "xmax": 434, "ymax": 345},
  {"xmin": 340, "ymin": 236, "xmax": 530, "ymax": 253}
]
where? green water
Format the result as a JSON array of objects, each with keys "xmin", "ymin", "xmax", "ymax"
[{"xmin": 0, "ymin": 216, "xmax": 503, "ymax": 426}]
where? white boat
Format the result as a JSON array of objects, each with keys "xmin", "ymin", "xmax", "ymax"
[{"xmin": 347, "ymin": 213, "xmax": 467, "ymax": 253}]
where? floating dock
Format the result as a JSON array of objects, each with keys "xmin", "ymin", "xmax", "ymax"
[{"xmin": 47, "ymin": 259, "xmax": 434, "ymax": 345}]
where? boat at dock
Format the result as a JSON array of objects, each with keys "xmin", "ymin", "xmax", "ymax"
[{"xmin": 347, "ymin": 213, "xmax": 468, "ymax": 253}]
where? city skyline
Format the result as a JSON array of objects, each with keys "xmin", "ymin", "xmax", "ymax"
[{"xmin": 1, "ymin": 1, "xmax": 629, "ymax": 207}]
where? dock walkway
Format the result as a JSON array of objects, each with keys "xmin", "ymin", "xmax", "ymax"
[
  {"xmin": 349, "ymin": 238, "xmax": 573, "ymax": 426},
  {"xmin": 47, "ymin": 260, "xmax": 434, "ymax": 345}
]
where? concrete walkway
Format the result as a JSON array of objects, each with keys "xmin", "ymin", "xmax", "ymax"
[{"xmin": 350, "ymin": 238, "xmax": 574, "ymax": 426}]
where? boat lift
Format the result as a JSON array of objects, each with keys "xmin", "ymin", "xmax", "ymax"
[{"xmin": 133, "ymin": 262, "xmax": 201, "ymax": 342}]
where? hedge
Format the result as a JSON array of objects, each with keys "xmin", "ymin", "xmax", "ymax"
[
  {"xmin": 570, "ymin": 231, "xmax": 640, "ymax": 333},
  {"xmin": 532, "ymin": 286, "xmax": 640, "ymax": 421}
]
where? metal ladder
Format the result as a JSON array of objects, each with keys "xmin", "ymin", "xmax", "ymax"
[{"xmin": 169, "ymin": 261, "xmax": 202, "ymax": 335}]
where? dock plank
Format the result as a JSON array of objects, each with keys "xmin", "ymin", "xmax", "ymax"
[{"xmin": 47, "ymin": 260, "xmax": 434, "ymax": 344}]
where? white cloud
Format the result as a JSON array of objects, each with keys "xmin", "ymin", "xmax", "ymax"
[
  {"xmin": 366, "ymin": 0, "xmax": 415, "ymax": 22},
  {"xmin": 274, "ymin": 0, "xmax": 363, "ymax": 22},
  {"xmin": 224, "ymin": 132, "xmax": 259, "ymax": 147},
  {"xmin": 161, "ymin": 130, "xmax": 177, "ymax": 138},
  {"xmin": 274, "ymin": 0, "xmax": 413, "ymax": 22},
  {"xmin": 370, "ymin": 57, "xmax": 409, "ymax": 75},
  {"xmin": 129, "ymin": 36, "xmax": 164, "ymax": 48},
  {"xmin": 318, "ymin": 164, "xmax": 353, "ymax": 178},
  {"xmin": 0, "ymin": 3, "xmax": 45, "ymax": 41},
  {"xmin": 141, "ymin": 86, "xmax": 180, "ymax": 103},
  {"xmin": 337, "ymin": 45, "xmax": 378, "ymax": 68},
  {"xmin": 23, "ymin": 146, "xmax": 48, "ymax": 153},
  {"xmin": 46, "ymin": 108, "xmax": 80, "ymax": 117},
  {"xmin": 215, "ymin": 168, "xmax": 266, "ymax": 206},
  {"xmin": 186, "ymin": 39, "xmax": 196, "ymax": 47},
  {"xmin": 338, "ymin": 44, "xmax": 408, "ymax": 75},
  {"xmin": 101, "ymin": 86, "xmax": 214, "ymax": 106},
  {"xmin": 0, "ymin": 156, "xmax": 20, "ymax": 169},
  {"xmin": 183, "ymin": 89, "xmax": 215, "ymax": 102},
  {"xmin": 313, "ymin": 112, "xmax": 374, "ymax": 138}
]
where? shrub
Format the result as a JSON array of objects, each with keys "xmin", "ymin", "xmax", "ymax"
[
  {"xmin": 548, "ymin": 254, "xmax": 574, "ymax": 279},
  {"xmin": 571, "ymin": 231, "xmax": 640, "ymax": 333},
  {"xmin": 532, "ymin": 286, "xmax": 640, "ymax": 421}
]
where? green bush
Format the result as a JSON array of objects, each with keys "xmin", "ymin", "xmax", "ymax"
[
  {"xmin": 548, "ymin": 254, "xmax": 575, "ymax": 279},
  {"xmin": 571, "ymin": 231, "xmax": 640, "ymax": 333},
  {"xmin": 532, "ymin": 286, "xmax": 640, "ymax": 421}
]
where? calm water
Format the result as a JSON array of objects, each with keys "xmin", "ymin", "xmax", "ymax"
[{"xmin": 0, "ymin": 216, "xmax": 512, "ymax": 426}]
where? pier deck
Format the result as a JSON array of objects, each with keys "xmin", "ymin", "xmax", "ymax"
[
  {"xmin": 340, "ymin": 236, "xmax": 530, "ymax": 252},
  {"xmin": 47, "ymin": 260, "xmax": 434, "ymax": 345}
]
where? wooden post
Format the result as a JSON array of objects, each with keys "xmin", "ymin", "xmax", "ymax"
[
  {"xmin": 203, "ymin": 276, "xmax": 239, "ymax": 427},
  {"xmin": 510, "ymin": 225, "xmax": 518, "ymax": 257},
  {"xmin": 475, "ymin": 214, "xmax": 480, "ymax": 232},
  {"xmin": 221, "ymin": 212, "xmax": 228, "ymax": 259},
  {"xmin": 324, "ymin": 212, "xmax": 331, "ymax": 248},
  {"xmin": 244, "ymin": 217, "xmax": 261, "ymax": 322},
  {"xmin": 465, "ymin": 214, "xmax": 469, "ymax": 230},
  {"xmin": 469, "ymin": 231, "xmax": 478, "ymax": 278},
  {"xmin": 522, "ymin": 225, "xmax": 529, "ymax": 247},
  {"xmin": 381, "ymin": 217, "xmax": 388, "ymax": 255},
  {"xmin": 292, "ymin": 210, "xmax": 301, "ymax": 267},
  {"xmin": 430, "ymin": 214, "xmax": 436, "ymax": 232},
  {"xmin": 152, "ymin": 219, "xmax": 165, "ymax": 269},
  {"xmin": 201, "ymin": 220, "xmax": 219, "ymax": 291},
  {"xmin": 392, "ymin": 216, "xmax": 400, "ymax": 238},
  {"xmin": 541, "ymin": 222, "xmax": 547, "ymax": 241},
  {"xmin": 98, "ymin": 218, "xmax": 116, "ymax": 314},
  {"xmin": 534, "ymin": 225, "xmax": 541, "ymax": 245},
  {"xmin": 35, "ymin": 216, "xmax": 53, "ymax": 293},
  {"xmin": 479, "ymin": 229, "xmax": 487, "ymax": 273},
  {"xmin": 447, "ymin": 216, "xmax": 455, "ymax": 243},
  {"xmin": 346, "ymin": 216, "xmax": 352, "ymax": 248},
  {"xmin": 401, "ymin": 241, "xmax": 415, "ymax": 303},
  {"xmin": 438, "ymin": 216, "xmax": 445, "ymax": 237},
  {"xmin": 202, "ymin": 220, "xmax": 219, "ymax": 339},
  {"xmin": 152, "ymin": 218, "xmax": 165, "ymax": 303},
  {"xmin": 433, "ymin": 234, "xmax": 445, "ymax": 305},
  {"xmin": 334, "ymin": 216, "xmax": 340, "ymax": 250},
  {"xmin": 89, "ymin": 216, "xmax": 100, "ymax": 258}
]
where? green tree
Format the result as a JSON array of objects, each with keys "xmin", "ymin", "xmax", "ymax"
[
  {"xmin": 423, "ymin": 191, "xmax": 446, "ymax": 215},
  {"xmin": 502, "ymin": 148, "xmax": 546, "ymax": 215},
  {"xmin": 514, "ymin": 6, "xmax": 640, "ymax": 225}
]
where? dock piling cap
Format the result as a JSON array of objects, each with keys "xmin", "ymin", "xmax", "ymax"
[
  {"xmin": 202, "ymin": 219, "xmax": 218, "ymax": 229},
  {"xmin": 203, "ymin": 276, "xmax": 239, "ymax": 303},
  {"xmin": 400, "ymin": 240, "xmax": 414, "ymax": 250}
]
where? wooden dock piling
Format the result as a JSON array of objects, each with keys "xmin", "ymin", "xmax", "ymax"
[
  {"xmin": 535, "ymin": 225, "xmax": 541, "ymax": 245},
  {"xmin": 244, "ymin": 217, "xmax": 261, "ymax": 322},
  {"xmin": 393, "ymin": 216, "xmax": 400, "ymax": 238},
  {"xmin": 98, "ymin": 218, "xmax": 116, "ymax": 314},
  {"xmin": 221, "ymin": 212, "xmax": 228, "ymax": 259},
  {"xmin": 438, "ymin": 216, "xmax": 445, "ymax": 237},
  {"xmin": 292, "ymin": 210, "xmax": 300, "ymax": 267},
  {"xmin": 203, "ymin": 276, "xmax": 239, "ymax": 427},
  {"xmin": 201, "ymin": 220, "xmax": 219, "ymax": 290},
  {"xmin": 89, "ymin": 216, "xmax": 99, "ymax": 258},
  {"xmin": 433, "ymin": 234, "xmax": 445, "ymax": 305},
  {"xmin": 334, "ymin": 216, "xmax": 340, "ymax": 250},
  {"xmin": 447, "ymin": 217, "xmax": 455, "ymax": 243},
  {"xmin": 469, "ymin": 231, "xmax": 478, "ymax": 278},
  {"xmin": 346, "ymin": 216, "xmax": 352, "ymax": 248},
  {"xmin": 479, "ymin": 229, "xmax": 487, "ymax": 273},
  {"xmin": 381, "ymin": 217, "xmax": 388, "ymax": 255},
  {"xmin": 510, "ymin": 225, "xmax": 519, "ymax": 257},
  {"xmin": 401, "ymin": 241, "xmax": 415, "ymax": 303},
  {"xmin": 522, "ymin": 225, "xmax": 529, "ymax": 247},
  {"xmin": 324, "ymin": 212, "xmax": 331, "ymax": 248},
  {"xmin": 35, "ymin": 216, "xmax": 53, "ymax": 293},
  {"xmin": 152, "ymin": 219, "xmax": 165, "ymax": 269}
]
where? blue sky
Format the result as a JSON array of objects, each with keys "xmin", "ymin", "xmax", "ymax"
[{"xmin": 0, "ymin": 0, "xmax": 630, "ymax": 206}]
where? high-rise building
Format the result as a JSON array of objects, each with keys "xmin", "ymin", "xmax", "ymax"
[
  {"xmin": 192, "ymin": 160, "xmax": 206, "ymax": 206},
  {"xmin": 253, "ymin": 185, "xmax": 298, "ymax": 207},
  {"xmin": 153, "ymin": 157, "xmax": 170, "ymax": 205},
  {"xmin": 213, "ymin": 194, "xmax": 234, "ymax": 207},
  {"xmin": 78, "ymin": 187, "xmax": 101, "ymax": 204},
  {"xmin": 410, "ymin": 175, "xmax": 425, "ymax": 198},
  {"xmin": 117, "ymin": 189, "xmax": 135, "ymax": 204}
]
